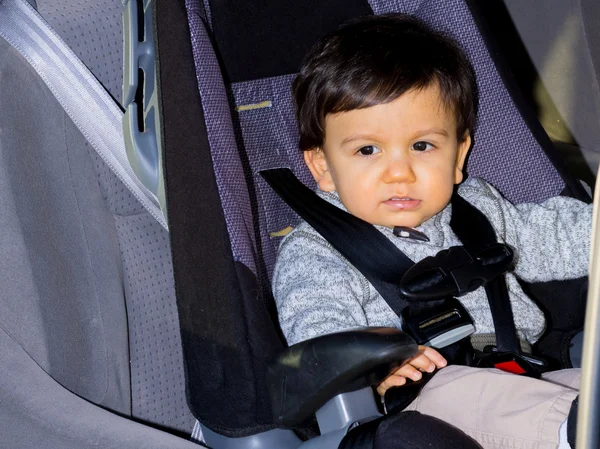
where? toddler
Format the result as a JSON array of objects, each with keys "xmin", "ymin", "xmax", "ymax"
[{"xmin": 273, "ymin": 14, "xmax": 591, "ymax": 449}]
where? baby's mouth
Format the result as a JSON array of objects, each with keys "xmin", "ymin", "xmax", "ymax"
[{"xmin": 383, "ymin": 197, "xmax": 422, "ymax": 210}]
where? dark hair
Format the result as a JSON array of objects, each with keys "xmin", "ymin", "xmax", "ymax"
[{"xmin": 293, "ymin": 14, "xmax": 478, "ymax": 150}]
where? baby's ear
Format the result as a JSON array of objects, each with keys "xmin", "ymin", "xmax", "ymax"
[
  {"xmin": 454, "ymin": 132, "xmax": 472, "ymax": 185},
  {"xmin": 304, "ymin": 148, "xmax": 336, "ymax": 191}
]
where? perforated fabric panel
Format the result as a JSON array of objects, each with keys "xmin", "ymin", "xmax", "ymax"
[
  {"xmin": 230, "ymin": 76, "xmax": 314, "ymax": 277},
  {"xmin": 6, "ymin": 0, "xmax": 193, "ymax": 436},
  {"xmin": 88, "ymin": 148, "xmax": 195, "ymax": 433},
  {"xmin": 368, "ymin": 0, "xmax": 565, "ymax": 201},
  {"xmin": 115, "ymin": 213, "xmax": 193, "ymax": 431},
  {"xmin": 185, "ymin": 1, "xmax": 258, "ymax": 273},
  {"xmin": 36, "ymin": 0, "xmax": 124, "ymax": 103},
  {"xmin": 90, "ymin": 148, "xmax": 147, "ymax": 216}
]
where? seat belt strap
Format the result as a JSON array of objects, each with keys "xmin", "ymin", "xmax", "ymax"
[
  {"xmin": 260, "ymin": 168, "xmax": 413, "ymax": 314},
  {"xmin": 0, "ymin": 0, "xmax": 167, "ymax": 230},
  {"xmin": 451, "ymin": 195, "xmax": 520, "ymax": 354}
]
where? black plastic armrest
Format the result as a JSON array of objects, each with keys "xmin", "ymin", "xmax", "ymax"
[{"xmin": 267, "ymin": 327, "xmax": 417, "ymax": 427}]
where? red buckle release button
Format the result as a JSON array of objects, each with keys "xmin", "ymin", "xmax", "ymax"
[{"xmin": 494, "ymin": 360, "xmax": 526, "ymax": 375}]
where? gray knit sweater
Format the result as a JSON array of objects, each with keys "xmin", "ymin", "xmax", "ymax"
[{"xmin": 272, "ymin": 177, "xmax": 592, "ymax": 346}]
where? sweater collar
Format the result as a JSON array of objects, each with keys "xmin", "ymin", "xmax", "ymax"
[{"xmin": 316, "ymin": 189, "xmax": 452, "ymax": 247}]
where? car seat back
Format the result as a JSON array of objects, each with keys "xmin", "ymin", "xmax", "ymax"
[
  {"xmin": 0, "ymin": 35, "xmax": 131, "ymax": 414},
  {"xmin": 0, "ymin": 0, "xmax": 195, "ymax": 438}
]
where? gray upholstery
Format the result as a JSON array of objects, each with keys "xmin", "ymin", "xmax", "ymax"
[
  {"xmin": 113, "ymin": 212, "xmax": 192, "ymax": 429},
  {"xmin": 34, "ymin": 0, "xmax": 195, "ymax": 433},
  {"xmin": 0, "ymin": 39, "xmax": 130, "ymax": 414},
  {"xmin": 37, "ymin": 0, "xmax": 124, "ymax": 103},
  {"xmin": 0, "ymin": 325, "xmax": 199, "ymax": 449},
  {"xmin": 1, "ymin": 0, "xmax": 196, "ymax": 444},
  {"xmin": 87, "ymin": 149, "xmax": 193, "ymax": 430}
]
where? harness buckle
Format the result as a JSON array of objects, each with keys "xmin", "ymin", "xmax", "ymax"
[
  {"xmin": 399, "ymin": 244, "xmax": 513, "ymax": 350},
  {"xmin": 401, "ymin": 297, "xmax": 475, "ymax": 348},
  {"xmin": 399, "ymin": 244, "xmax": 514, "ymax": 300},
  {"xmin": 473, "ymin": 349, "xmax": 548, "ymax": 378}
]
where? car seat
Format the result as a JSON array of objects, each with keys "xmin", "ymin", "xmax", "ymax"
[{"xmin": 150, "ymin": 0, "xmax": 591, "ymax": 447}]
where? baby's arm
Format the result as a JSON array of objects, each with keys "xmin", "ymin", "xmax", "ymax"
[
  {"xmin": 503, "ymin": 195, "xmax": 591, "ymax": 282},
  {"xmin": 462, "ymin": 178, "xmax": 593, "ymax": 282},
  {"xmin": 273, "ymin": 229, "xmax": 372, "ymax": 346},
  {"xmin": 376, "ymin": 346, "xmax": 447, "ymax": 396}
]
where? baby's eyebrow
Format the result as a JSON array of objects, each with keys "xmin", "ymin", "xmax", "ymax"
[
  {"xmin": 340, "ymin": 134, "xmax": 381, "ymax": 146},
  {"xmin": 340, "ymin": 128, "xmax": 450, "ymax": 146},
  {"xmin": 413, "ymin": 128, "xmax": 450, "ymax": 138}
]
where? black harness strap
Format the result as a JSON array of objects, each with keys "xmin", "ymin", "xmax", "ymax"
[
  {"xmin": 261, "ymin": 168, "xmax": 412, "ymax": 315},
  {"xmin": 451, "ymin": 195, "xmax": 520, "ymax": 354},
  {"xmin": 262, "ymin": 168, "xmax": 520, "ymax": 356}
]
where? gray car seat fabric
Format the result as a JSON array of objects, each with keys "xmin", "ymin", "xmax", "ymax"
[
  {"xmin": 1, "ymin": 0, "xmax": 196, "ymax": 442},
  {"xmin": 0, "ymin": 39, "xmax": 130, "ymax": 414},
  {"xmin": 90, "ymin": 142, "xmax": 194, "ymax": 431},
  {"xmin": 36, "ymin": 0, "xmax": 124, "ymax": 104},
  {"xmin": 0, "ymin": 325, "xmax": 199, "ymax": 449},
  {"xmin": 34, "ymin": 0, "xmax": 194, "ymax": 432}
]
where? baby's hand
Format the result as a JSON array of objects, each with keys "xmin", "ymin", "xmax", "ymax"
[{"xmin": 376, "ymin": 346, "xmax": 447, "ymax": 396}]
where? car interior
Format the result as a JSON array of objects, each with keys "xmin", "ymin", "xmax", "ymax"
[{"xmin": 1, "ymin": 0, "xmax": 599, "ymax": 448}]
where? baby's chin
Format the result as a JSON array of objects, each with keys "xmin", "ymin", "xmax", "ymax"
[
  {"xmin": 372, "ymin": 218, "xmax": 427, "ymax": 229},
  {"xmin": 350, "ymin": 214, "xmax": 426, "ymax": 229},
  {"xmin": 347, "ymin": 208, "xmax": 430, "ymax": 229},
  {"xmin": 380, "ymin": 210, "xmax": 438, "ymax": 229},
  {"xmin": 381, "ymin": 215, "xmax": 435, "ymax": 229}
]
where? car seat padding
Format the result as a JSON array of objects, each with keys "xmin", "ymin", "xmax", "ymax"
[{"xmin": 209, "ymin": 0, "xmax": 373, "ymax": 82}]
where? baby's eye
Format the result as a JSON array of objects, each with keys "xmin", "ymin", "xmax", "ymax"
[
  {"xmin": 412, "ymin": 141, "xmax": 434, "ymax": 152},
  {"xmin": 357, "ymin": 145, "xmax": 381, "ymax": 156}
]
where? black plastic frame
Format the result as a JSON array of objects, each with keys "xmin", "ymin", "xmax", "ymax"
[{"xmin": 153, "ymin": 0, "xmax": 283, "ymax": 437}]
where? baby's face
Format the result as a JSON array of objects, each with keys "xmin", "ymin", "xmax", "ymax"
[{"xmin": 305, "ymin": 84, "xmax": 471, "ymax": 229}]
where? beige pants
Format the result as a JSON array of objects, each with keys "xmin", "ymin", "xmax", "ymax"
[{"xmin": 403, "ymin": 365, "xmax": 580, "ymax": 449}]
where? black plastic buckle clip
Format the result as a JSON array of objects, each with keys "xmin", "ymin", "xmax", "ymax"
[
  {"xmin": 400, "ymin": 244, "xmax": 514, "ymax": 300},
  {"xmin": 401, "ymin": 298, "xmax": 475, "ymax": 348}
]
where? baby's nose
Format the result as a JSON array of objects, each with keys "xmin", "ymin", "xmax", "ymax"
[{"xmin": 383, "ymin": 159, "xmax": 416, "ymax": 183}]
